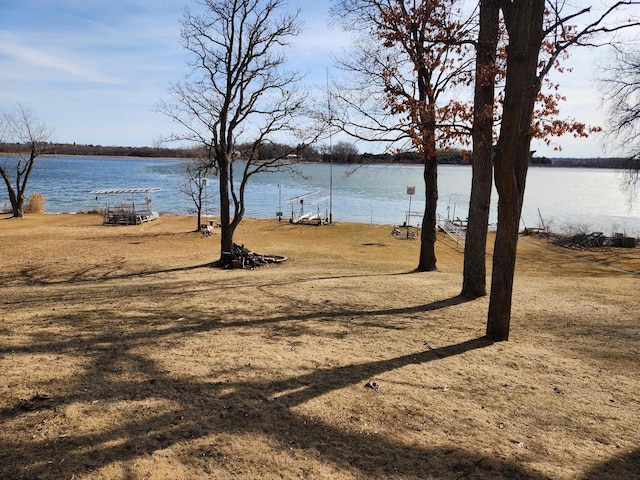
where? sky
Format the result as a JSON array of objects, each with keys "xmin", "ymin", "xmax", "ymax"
[{"xmin": 0, "ymin": 0, "xmax": 637, "ymax": 158}]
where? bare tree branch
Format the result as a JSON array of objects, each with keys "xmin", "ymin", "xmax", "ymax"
[
  {"xmin": 0, "ymin": 105, "xmax": 53, "ymax": 218},
  {"xmin": 598, "ymin": 42, "xmax": 640, "ymax": 198}
]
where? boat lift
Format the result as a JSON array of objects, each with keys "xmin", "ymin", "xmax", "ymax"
[
  {"xmin": 285, "ymin": 190, "xmax": 329, "ymax": 225},
  {"xmin": 436, "ymin": 197, "xmax": 468, "ymax": 246},
  {"xmin": 90, "ymin": 187, "xmax": 162, "ymax": 225}
]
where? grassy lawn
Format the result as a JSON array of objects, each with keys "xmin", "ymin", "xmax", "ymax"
[{"xmin": 1, "ymin": 213, "xmax": 638, "ymax": 479}]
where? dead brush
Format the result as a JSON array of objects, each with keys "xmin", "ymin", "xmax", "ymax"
[{"xmin": 25, "ymin": 193, "xmax": 45, "ymax": 213}]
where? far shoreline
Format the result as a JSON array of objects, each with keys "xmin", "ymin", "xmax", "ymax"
[{"xmin": 2, "ymin": 150, "xmax": 630, "ymax": 169}]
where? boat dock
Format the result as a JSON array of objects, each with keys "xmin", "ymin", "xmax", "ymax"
[{"xmin": 437, "ymin": 214, "xmax": 466, "ymax": 247}]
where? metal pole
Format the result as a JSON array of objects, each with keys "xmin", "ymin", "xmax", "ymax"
[
  {"xmin": 278, "ymin": 184, "xmax": 282, "ymax": 222},
  {"xmin": 329, "ymin": 159, "xmax": 333, "ymax": 223},
  {"xmin": 327, "ymin": 67, "xmax": 333, "ymax": 224},
  {"xmin": 203, "ymin": 177, "xmax": 208, "ymax": 222}
]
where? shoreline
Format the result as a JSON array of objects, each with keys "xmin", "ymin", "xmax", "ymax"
[
  {"xmin": 3, "ymin": 156, "xmax": 639, "ymax": 235},
  {"xmin": 3, "ymin": 211, "xmax": 637, "ymax": 242}
]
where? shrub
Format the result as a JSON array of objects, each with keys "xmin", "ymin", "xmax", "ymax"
[{"xmin": 25, "ymin": 193, "xmax": 46, "ymax": 213}]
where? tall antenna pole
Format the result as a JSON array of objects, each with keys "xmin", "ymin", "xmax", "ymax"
[{"xmin": 327, "ymin": 67, "xmax": 333, "ymax": 224}]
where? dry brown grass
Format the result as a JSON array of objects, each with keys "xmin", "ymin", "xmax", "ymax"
[{"xmin": 0, "ymin": 213, "xmax": 638, "ymax": 480}]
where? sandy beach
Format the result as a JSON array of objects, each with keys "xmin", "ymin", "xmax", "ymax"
[{"xmin": 1, "ymin": 213, "xmax": 638, "ymax": 479}]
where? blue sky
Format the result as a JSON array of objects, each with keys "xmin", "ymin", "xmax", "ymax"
[
  {"xmin": 0, "ymin": 1, "xmax": 341, "ymax": 148},
  {"xmin": 0, "ymin": 0, "xmax": 635, "ymax": 157}
]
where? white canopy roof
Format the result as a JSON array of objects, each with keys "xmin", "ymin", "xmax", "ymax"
[{"xmin": 90, "ymin": 187, "xmax": 162, "ymax": 195}]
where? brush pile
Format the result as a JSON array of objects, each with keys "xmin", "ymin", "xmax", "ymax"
[{"xmin": 230, "ymin": 243, "xmax": 287, "ymax": 269}]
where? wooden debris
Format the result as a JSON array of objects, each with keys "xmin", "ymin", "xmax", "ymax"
[
  {"xmin": 551, "ymin": 232, "xmax": 606, "ymax": 248},
  {"xmin": 230, "ymin": 243, "xmax": 287, "ymax": 269},
  {"xmin": 550, "ymin": 232, "xmax": 636, "ymax": 249}
]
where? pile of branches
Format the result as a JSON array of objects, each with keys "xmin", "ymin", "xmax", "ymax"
[
  {"xmin": 550, "ymin": 232, "xmax": 638, "ymax": 249},
  {"xmin": 229, "ymin": 243, "xmax": 286, "ymax": 269},
  {"xmin": 551, "ymin": 232, "xmax": 606, "ymax": 248}
]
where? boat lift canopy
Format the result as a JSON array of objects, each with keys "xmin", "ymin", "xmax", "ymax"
[
  {"xmin": 90, "ymin": 187, "xmax": 162, "ymax": 195},
  {"xmin": 91, "ymin": 187, "xmax": 162, "ymax": 225},
  {"xmin": 285, "ymin": 190, "xmax": 329, "ymax": 225}
]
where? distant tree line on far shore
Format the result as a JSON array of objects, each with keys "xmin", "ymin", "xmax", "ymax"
[
  {"xmin": 533, "ymin": 156, "xmax": 629, "ymax": 168},
  {"xmin": 0, "ymin": 141, "xmax": 471, "ymax": 164},
  {"xmin": 0, "ymin": 142, "xmax": 195, "ymax": 159},
  {"xmin": 0, "ymin": 141, "xmax": 627, "ymax": 168}
]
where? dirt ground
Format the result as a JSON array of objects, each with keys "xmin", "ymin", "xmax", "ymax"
[{"xmin": 0, "ymin": 213, "xmax": 638, "ymax": 480}]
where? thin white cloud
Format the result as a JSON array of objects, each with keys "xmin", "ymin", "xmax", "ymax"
[{"xmin": 0, "ymin": 31, "xmax": 120, "ymax": 84}]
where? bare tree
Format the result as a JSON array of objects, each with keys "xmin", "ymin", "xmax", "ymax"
[
  {"xmin": 0, "ymin": 106, "xmax": 52, "ymax": 218},
  {"xmin": 179, "ymin": 155, "xmax": 218, "ymax": 231},
  {"xmin": 599, "ymin": 42, "xmax": 640, "ymax": 198},
  {"xmin": 462, "ymin": 0, "xmax": 608, "ymax": 300},
  {"xmin": 158, "ymin": 0, "xmax": 319, "ymax": 267},
  {"xmin": 331, "ymin": 0, "xmax": 476, "ymax": 271}
]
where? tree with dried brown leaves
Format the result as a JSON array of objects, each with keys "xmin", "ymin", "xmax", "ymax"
[
  {"xmin": 486, "ymin": 0, "xmax": 640, "ymax": 340},
  {"xmin": 462, "ymin": 0, "xmax": 610, "ymax": 300},
  {"xmin": 331, "ymin": 0, "xmax": 477, "ymax": 271}
]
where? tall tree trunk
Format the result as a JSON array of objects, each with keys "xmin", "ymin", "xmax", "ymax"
[
  {"xmin": 1, "ymin": 162, "xmax": 24, "ymax": 218},
  {"xmin": 487, "ymin": 0, "xmax": 544, "ymax": 340},
  {"xmin": 418, "ymin": 154, "xmax": 438, "ymax": 271},
  {"xmin": 7, "ymin": 178, "xmax": 24, "ymax": 218},
  {"xmin": 218, "ymin": 156, "xmax": 234, "ymax": 267},
  {"xmin": 462, "ymin": 0, "xmax": 499, "ymax": 299},
  {"xmin": 14, "ymin": 194, "xmax": 25, "ymax": 218},
  {"xmin": 2, "ymin": 181, "xmax": 19, "ymax": 218}
]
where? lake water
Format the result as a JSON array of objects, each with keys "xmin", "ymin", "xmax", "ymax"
[{"xmin": 4, "ymin": 155, "xmax": 639, "ymax": 236}]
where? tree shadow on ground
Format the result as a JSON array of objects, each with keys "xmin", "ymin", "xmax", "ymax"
[
  {"xmin": 0, "ymin": 302, "xmax": 556, "ymax": 480},
  {"xmin": 580, "ymin": 447, "xmax": 640, "ymax": 480},
  {"xmin": 6, "ymin": 260, "xmax": 213, "ymax": 286},
  {"xmin": 0, "ymin": 294, "xmax": 475, "ymax": 359},
  {"xmin": 5, "ymin": 258, "xmax": 437, "ymax": 287}
]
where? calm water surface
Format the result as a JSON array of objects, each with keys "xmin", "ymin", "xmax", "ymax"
[{"xmin": 5, "ymin": 155, "xmax": 639, "ymax": 236}]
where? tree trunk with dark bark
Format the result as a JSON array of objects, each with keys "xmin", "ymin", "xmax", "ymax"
[
  {"xmin": 487, "ymin": 0, "xmax": 544, "ymax": 340},
  {"xmin": 462, "ymin": 0, "xmax": 500, "ymax": 299},
  {"xmin": 217, "ymin": 155, "xmax": 235, "ymax": 267},
  {"xmin": 418, "ymin": 150, "xmax": 438, "ymax": 272},
  {"xmin": 14, "ymin": 194, "xmax": 25, "ymax": 218},
  {"xmin": 1, "ymin": 176, "xmax": 20, "ymax": 217}
]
